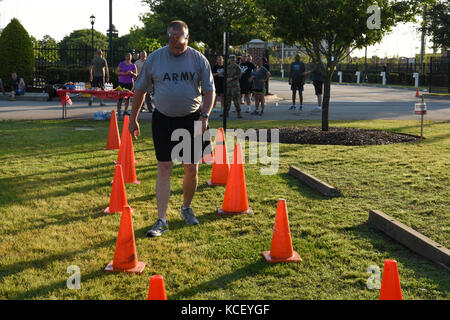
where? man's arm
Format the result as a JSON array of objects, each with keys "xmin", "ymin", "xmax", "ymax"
[
  {"xmin": 129, "ymin": 89, "xmax": 146, "ymax": 139},
  {"xmin": 105, "ymin": 64, "xmax": 109, "ymax": 82},
  {"xmin": 89, "ymin": 66, "xmax": 93, "ymax": 82},
  {"xmin": 200, "ymin": 90, "xmax": 215, "ymax": 133}
]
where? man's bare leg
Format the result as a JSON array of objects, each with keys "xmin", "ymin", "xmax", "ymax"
[
  {"xmin": 156, "ymin": 161, "xmax": 173, "ymax": 220},
  {"xmin": 182, "ymin": 163, "xmax": 198, "ymax": 209}
]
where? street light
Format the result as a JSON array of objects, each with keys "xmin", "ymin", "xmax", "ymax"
[{"xmin": 90, "ymin": 14, "xmax": 96, "ymax": 55}]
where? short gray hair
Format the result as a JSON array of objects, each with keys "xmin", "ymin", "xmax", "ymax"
[{"xmin": 167, "ymin": 20, "xmax": 189, "ymax": 35}]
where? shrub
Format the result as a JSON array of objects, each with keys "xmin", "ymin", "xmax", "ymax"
[{"xmin": 0, "ymin": 18, "xmax": 34, "ymax": 86}]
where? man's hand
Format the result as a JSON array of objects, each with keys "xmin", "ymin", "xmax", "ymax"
[
  {"xmin": 200, "ymin": 116, "xmax": 208, "ymax": 134},
  {"xmin": 129, "ymin": 118, "xmax": 140, "ymax": 139}
]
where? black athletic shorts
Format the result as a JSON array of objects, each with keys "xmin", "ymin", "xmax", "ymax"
[
  {"xmin": 152, "ymin": 108, "xmax": 211, "ymax": 164},
  {"xmin": 291, "ymin": 82, "xmax": 304, "ymax": 92},
  {"xmin": 214, "ymin": 79, "xmax": 224, "ymax": 95},
  {"xmin": 92, "ymin": 76, "xmax": 105, "ymax": 89},
  {"xmin": 313, "ymin": 80, "xmax": 323, "ymax": 95},
  {"xmin": 240, "ymin": 79, "xmax": 252, "ymax": 94}
]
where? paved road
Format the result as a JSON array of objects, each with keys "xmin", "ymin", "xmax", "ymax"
[{"xmin": 0, "ymin": 80, "xmax": 448, "ymax": 121}]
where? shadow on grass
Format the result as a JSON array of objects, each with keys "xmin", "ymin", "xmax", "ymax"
[
  {"xmin": 170, "ymin": 260, "xmax": 270, "ymax": 300},
  {"xmin": 0, "ymin": 163, "xmax": 117, "ymax": 207},
  {"xmin": 4, "ymin": 210, "xmax": 106, "ymax": 237},
  {"xmin": 345, "ymin": 221, "xmax": 450, "ymax": 294}
]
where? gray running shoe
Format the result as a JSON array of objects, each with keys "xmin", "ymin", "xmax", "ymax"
[
  {"xmin": 146, "ymin": 218, "xmax": 169, "ymax": 237},
  {"xmin": 180, "ymin": 207, "xmax": 199, "ymax": 225}
]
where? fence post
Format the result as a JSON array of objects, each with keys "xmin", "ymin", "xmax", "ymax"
[{"xmin": 429, "ymin": 57, "xmax": 432, "ymax": 93}]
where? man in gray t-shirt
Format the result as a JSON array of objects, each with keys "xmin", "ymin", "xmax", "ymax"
[{"xmin": 129, "ymin": 20, "xmax": 215, "ymax": 238}]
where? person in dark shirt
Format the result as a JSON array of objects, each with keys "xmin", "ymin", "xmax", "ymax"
[
  {"xmin": 8, "ymin": 72, "xmax": 26, "ymax": 101},
  {"xmin": 45, "ymin": 74, "xmax": 63, "ymax": 101},
  {"xmin": 263, "ymin": 57, "xmax": 271, "ymax": 95},
  {"xmin": 288, "ymin": 54, "xmax": 306, "ymax": 110},
  {"xmin": 239, "ymin": 55, "xmax": 256, "ymax": 113},
  {"xmin": 212, "ymin": 55, "xmax": 225, "ymax": 112},
  {"xmin": 0, "ymin": 78, "xmax": 6, "ymax": 96},
  {"xmin": 310, "ymin": 65, "xmax": 324, "ymax": 111}
]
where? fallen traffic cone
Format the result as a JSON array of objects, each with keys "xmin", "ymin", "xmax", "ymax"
[
  {"xmin": 147, "ymin": 275, "xmax": 168, "ymax": 300},
  {"xmin": 218, "ymin": 143, "xmax": 253, "ymax": 216},
  {"xmin": 104, "ymin": 164, "xmax": 133, "ymax": 214},
  {"xmin": 379, "ymin": 259, "xmax": 403, "ymax": 300},
  {"xmin": 262, "ymin": 199, "xmax": 302, "ymax": 263},
  {"xmin": 116, "ymin": 115, "xmax": 140, "ymax": 184},
  {"xmin": 208, "ymin": 128, "xmax": 230, "ymax": 186},
  {"xmin": 106, "ymin": 110, "xmax": 120, "ymax": 150},
  {"xmin": 416, "ymin": 88, "xmax": 420, "ymax": 97},
  {"xmin": 104, "ymin": 205, "xmax": 146, "ymax": 274}
]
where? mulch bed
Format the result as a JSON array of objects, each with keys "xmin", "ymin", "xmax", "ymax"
[{"xmin": 260, "ymin": 127, "xmax": 421, "ymax": 146}]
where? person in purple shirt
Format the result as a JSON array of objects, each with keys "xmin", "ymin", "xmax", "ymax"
[{"xmin": 116, "ymin": 53, "xmax": 137, "ymax": 117}]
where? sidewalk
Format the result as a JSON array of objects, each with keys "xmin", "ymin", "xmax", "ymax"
[{"xmin": 0, "ymin": 80, "xmax": 448, "ymax": 121}]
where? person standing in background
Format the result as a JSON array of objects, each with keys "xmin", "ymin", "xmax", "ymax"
[
  {"xmin": 224, "ymin": 54, "xmax": 243, "ymax": 119},
  {"xmin": 240, "ymin": 55, "xmax": 256, "ymax": 113},
  {"xmin": 89, "ymin": 49, "xmax": 109, "ymax": 106},
  {"xmin": 288, "ymin": 54, "xmax": 306, "ymax": 111},
  {"xmin": 250, "ymin": 57, "xmax": 271, "ymax": 116},
  {"xmin": 116, "ymin": 53, "xmax": 137, "ymax": 117},
  {"xmin": 212, "ymin": 55, "xmax": 225, "ymax": 112},
  {"xmin": 263, "ymin": 57, "xmax": 271, "ymax": 95},
  {"xmin": 135, "ymin": 50, "xmax": 153, "ymax": 112}
]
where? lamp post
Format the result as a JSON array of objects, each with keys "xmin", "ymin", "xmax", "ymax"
[{"xmin": 90, "ymin": 14, "xmax": 96, "ymax": 55}]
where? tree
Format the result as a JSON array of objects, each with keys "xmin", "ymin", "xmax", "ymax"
[
  {"xmin": 258, "ymin": 0, "xmax": 429, "ymax": 131},
  {"xmin": 421, "ymin": 0, "xmax": 450, "ymax": 51},
  {"xmin": 141, "ymin": 0, "xmax": 272, "ymax": 55},
  {"xmin": 0, "ymin": 18, "xmax": 34, "ymax": 84},
  {"xmin": 113, "ymin": 26, "xmax": 163, "ymax": 53},
  {"xmin": 32, "ymin": 35, "xmax": 59, "ymax": 64},
  {"xmin": 58, "ymin": 29, "xmax": 109, "ymax": 66}
]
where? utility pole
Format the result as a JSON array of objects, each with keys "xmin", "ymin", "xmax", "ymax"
[
  {"xmin": 108, "ymin": 0, "xmax": 113, "ymax": 66},
  {"xmin": 419, "ymin": 4, "xmax": 427, "ymax": 74},
  {"xmin": 222, "ymin": 30, "xmax": 229, "ymax": 132}
]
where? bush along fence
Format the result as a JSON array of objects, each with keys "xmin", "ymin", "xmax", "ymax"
[
  {"xmin": 32, "ymin": 45, "xmax": 135, "ymax": 89},
  {"xmin": 269, "ymin": 56, "xmax": 450, "ymax": 93}
]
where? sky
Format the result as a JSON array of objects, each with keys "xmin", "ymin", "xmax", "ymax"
[{"xmin": 0, "ymin": 0, "xmax": 434, "ymax": 58}]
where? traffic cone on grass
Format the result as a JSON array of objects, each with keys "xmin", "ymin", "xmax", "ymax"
[
  {"xmin": 218, "ymin": 143, "xmax": 253, "ymax": 216},
  {"xmin": 379, "ymin": 259, "xmax": 403, "ymax": 300},
  {"xmin": 115, "ymin": 115, "xmax": 140, "ymax": 184},
  {"xmin": 106, "ymin": 110, "xmax": 120, "ymax": 150},
  {"xmin": 207, "ymin": 128, "xmax": 230, "ymax": 186},
  {"xmin": 115, "ymin": 115, "xmax": 138, "ymax": 165},
  {"xmin": 147, "ymin": 275, "xmax": 168, "ymax": 300},
  {"xmin": 104, "ymin": 205, "xmax": 146, "ymax": 274},
  {"xmin": 104, "ymin": 164, "xmax": 133, "ymax": 214},
  {"xmin": 262, "ymin": 199, "xmax": 302, "ymax": 263}
]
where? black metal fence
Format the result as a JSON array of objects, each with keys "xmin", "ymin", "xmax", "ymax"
[
  {"xmin": 33, "ymin": 46, "xmax": 135, "ymax": 88},
  {"xmin": 270, "ymin": 57, "xmax": 450, "ymax": 93}
]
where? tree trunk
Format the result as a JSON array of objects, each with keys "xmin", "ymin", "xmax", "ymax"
[{"xmin": 322, "ymin": 76, "xmax": 331, "ymax": 131}]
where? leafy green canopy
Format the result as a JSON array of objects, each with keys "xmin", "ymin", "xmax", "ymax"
[
  {"xmin": 421, "ymin": 0, "xmax": 450, "ymax": 51},
  {"xmin": 141, "ymin": 0, "xmax": 273, "ymax": 54},
  {"xmin": 257, "ymin": 0, "xmax": 428, "ymax": 130},
  {"xmin": 0, "ymin": 18, "xmax": 34, "ymax": 84}
]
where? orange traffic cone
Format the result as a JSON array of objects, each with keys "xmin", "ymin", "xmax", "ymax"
[
  {"xmin": 208, "ymin": 128, "xmax": 230, "ymax": 186},
  {"xmin": 262, "ymin": 199, "xmax": 302, "ymax": 263},
  {"xmin": 218, "ymin": 143, "xmax": 253, "ymax": 216},
  {"xmin": 379, "ymin": 259, "xmax": 403, "ymax": 300},
  {"xmin": 104, "ymin": 164, "xmax": 134, "ymax": 214},
  {"xmin": 116, "ymin": 115, "xmax": 140, "ymax": 185},
  {"xmin": 106, "ymin": 110, "xmax": 120, "ymax": 150},
  {"xmin": 104, "ymin": 205, "xmax": 146, "ymax": 274},
  {"xmin": 147, "ymin": 275, "xmax": 168, "ymax": 300},
  {"xmin": 416, "ymin": 88, "xmax": 420, "ymax": 97},
  {"xmin": 115, "ymin": 115, "xmax": 138, "ymax": 165}
]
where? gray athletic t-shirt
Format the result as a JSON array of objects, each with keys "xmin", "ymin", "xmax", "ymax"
[{"xmin": 134, "ymin": 46, "xmax": 214, "ymax": 117}]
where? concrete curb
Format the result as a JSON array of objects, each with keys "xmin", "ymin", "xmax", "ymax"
[
  {"xmin": 368, "ymin": 210, "xmax": 450, "ymax": 270},
  {"xmin": 288, "ymin": 166, "xmax": 341, "ymax": 197}
]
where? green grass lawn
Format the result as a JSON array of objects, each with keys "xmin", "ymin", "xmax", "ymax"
[{"xmin": 0, "ymin": 119, "xmax": 449, "ymax": 300}]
